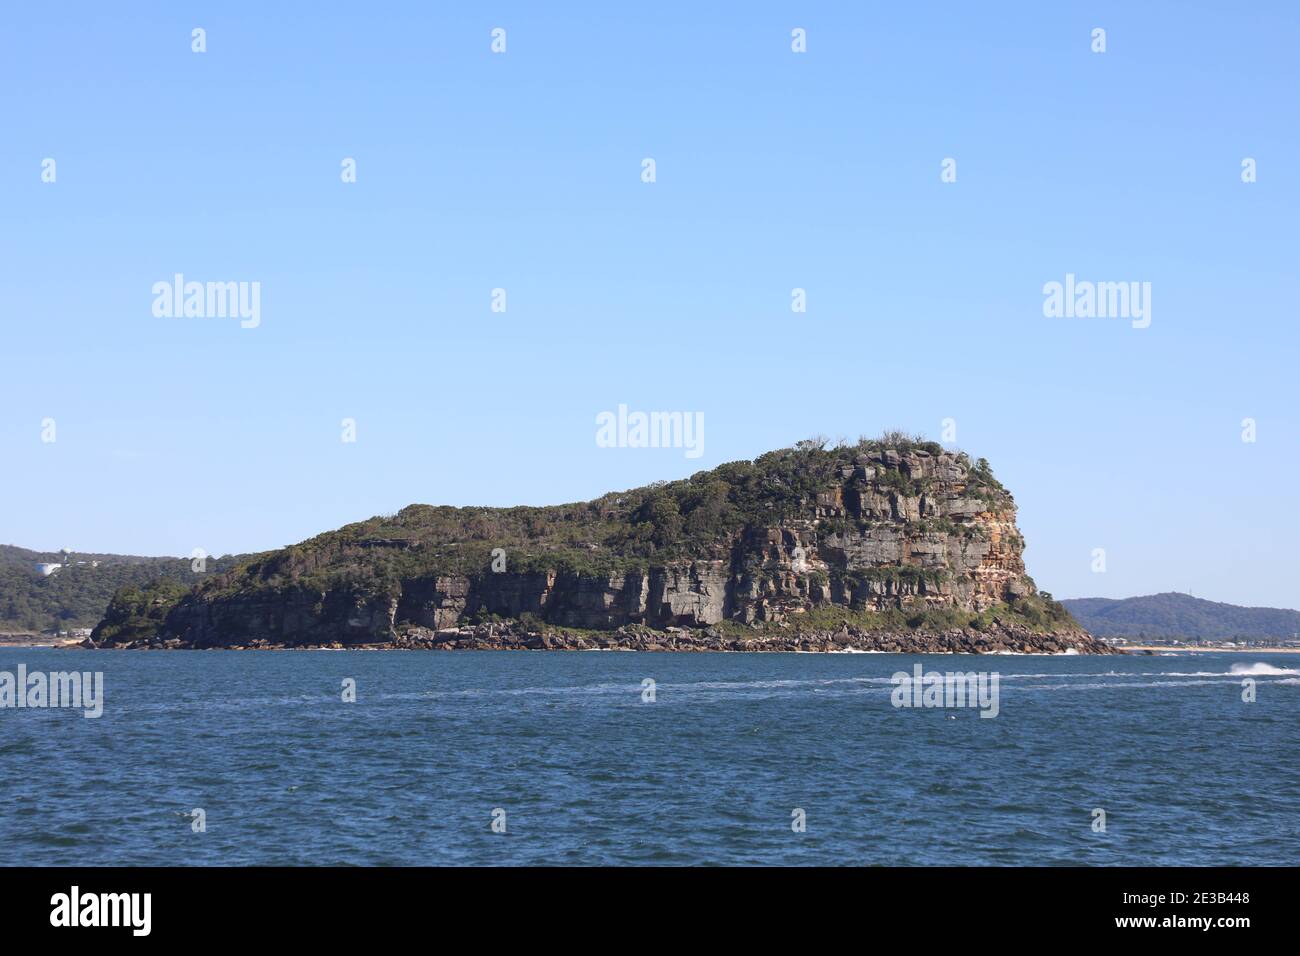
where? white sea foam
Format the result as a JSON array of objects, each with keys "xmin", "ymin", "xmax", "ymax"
[
  {"xmin": 1228, "ymin": 662, "xmax": 1299, "ymax": 676},
  {"xmin": 1012, "ymin": 679, "xmax": 1226, "ymax": 692}
]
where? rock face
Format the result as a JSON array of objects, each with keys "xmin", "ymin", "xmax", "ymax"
[{"xmin": 90, "ymin": 438, "xmax": 1112, "ymax": 653}]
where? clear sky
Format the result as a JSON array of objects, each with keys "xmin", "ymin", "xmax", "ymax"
[{"xmin": 2, "ymin": 2, "xmax": 1296, "ymax": 607}]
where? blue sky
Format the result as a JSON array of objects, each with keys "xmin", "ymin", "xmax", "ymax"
[{"xmin": 2, "ymin": 2, "xmax": 1296, "ymax": 606}]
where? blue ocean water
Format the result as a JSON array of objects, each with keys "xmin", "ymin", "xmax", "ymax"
[{"xmin": 1, "ymin": 648, "xmax": 1296, "ymax": 866}]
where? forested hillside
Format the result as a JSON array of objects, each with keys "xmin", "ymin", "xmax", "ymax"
[{"xmin": 0, "ymin": 546, "xmax": 246, "ymax": 633}]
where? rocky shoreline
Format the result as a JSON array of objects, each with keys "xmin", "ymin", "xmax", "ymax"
[{"xmin": 81, "ymin": 621, "xmax": 1124, "ymax": 654}]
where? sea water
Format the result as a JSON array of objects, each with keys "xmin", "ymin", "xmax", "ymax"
[{"xmin": 1, "ymin": 648, "xmax": 1296, "ymax": 865}]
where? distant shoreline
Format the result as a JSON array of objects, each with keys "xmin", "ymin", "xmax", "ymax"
[{"xmin": 0, "ymin": 637, "xmax": 83, "ymax": 648}]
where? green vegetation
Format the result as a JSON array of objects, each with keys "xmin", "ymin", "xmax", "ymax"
[
  {"xmin": 965, "ymin": 456, "xmax": 1009, "ymax": 505},
  {"xmin": 0, "ymin": 548, "xmax": 245, "ymax": 633},
  {"xmin": 745, "ymin": 590, "xmax": 1074, "ymax": 636},
  {"xmin": 872, "ymin": 430, "xmax": 945, "ymax": 456},
  {"xmin": 196, "ymin": 432, "xmax": 1013, "ymax": 602},
  {"xmin": 90, "ymin": 580, "xmax": 194, "ymax": 644}
]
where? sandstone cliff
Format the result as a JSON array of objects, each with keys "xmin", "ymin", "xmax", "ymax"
[{"xmin": 90, "ymin": 435, "xmax": 1115, "ymax": 653}]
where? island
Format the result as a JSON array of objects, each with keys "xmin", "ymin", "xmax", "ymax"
[{"xmin": 89, "ymin": 434, "xmax": 1118, "ymax": 654}]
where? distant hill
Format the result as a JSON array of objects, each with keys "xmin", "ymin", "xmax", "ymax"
[
  {"xmin": 0, "ymin": 545, "xmax": 247, "ymax": 633},
  {"xmin": 1061, "ymin": 592, "xmax": 1300, "ymax": 640},
  {"xmin": 0, "ymin": 544, "xmax": 165, "ymax": 567}
]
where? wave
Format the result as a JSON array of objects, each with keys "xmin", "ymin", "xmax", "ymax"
[
  {"xmin": 1010, "ymin": 679, "xmax": 1226, "ymax": 691},
  {"xmin": 379, "ymin": 668, "xmax": 1300, "ymax": 699},
  {"xmin": 1228, "ymin": 662, "xmax": 1299, "ymax": 676}
]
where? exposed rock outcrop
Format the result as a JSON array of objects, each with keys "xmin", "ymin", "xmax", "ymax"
[{"xmin": 91, "ymin": 437, "xmax": 1113, "ymax": 653}]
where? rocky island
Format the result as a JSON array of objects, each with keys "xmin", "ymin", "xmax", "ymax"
[{"xmin": 90, "ymin": 434, "xmax": 1118, "ymax": 654}]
